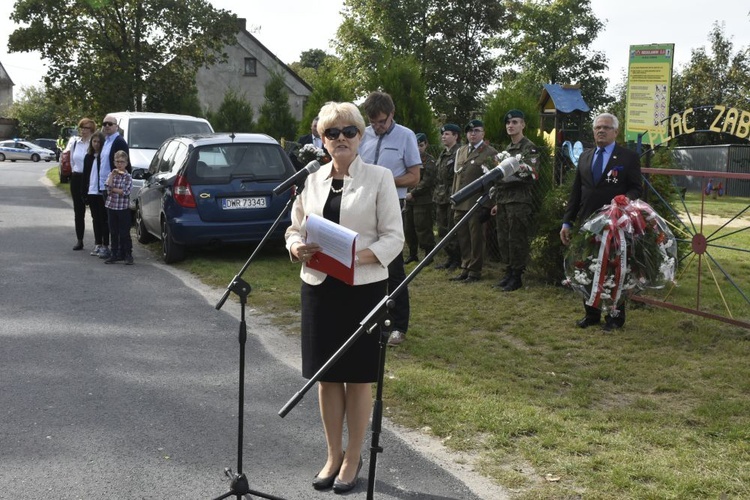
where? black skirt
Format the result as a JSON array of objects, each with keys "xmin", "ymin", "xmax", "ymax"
[{"xmin": 301, "ymin": 276, "xmax": 386, "ymax": 383}]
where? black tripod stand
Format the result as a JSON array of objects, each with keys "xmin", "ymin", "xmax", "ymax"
[
  {"xmin": 212, "ymin": 189, "xmax": 300, "ymax": 500},
  {"xmin": 279, "ymin": 191, "xmax": 493, "ymax": 499}
]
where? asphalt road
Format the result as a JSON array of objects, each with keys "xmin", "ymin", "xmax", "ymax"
[{"xmin": 0, "ymin": 160, "xmax": 508, "ymax": 499}]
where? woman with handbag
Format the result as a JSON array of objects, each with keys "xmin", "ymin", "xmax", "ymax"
[{"xmin": 67, "ymin": 118, "xmax": 95, "ymax": 250}]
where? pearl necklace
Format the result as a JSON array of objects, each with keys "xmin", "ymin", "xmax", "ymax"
[{"xmin": 331, "ymin": 179, "xmax": 344, "ymax": 194}]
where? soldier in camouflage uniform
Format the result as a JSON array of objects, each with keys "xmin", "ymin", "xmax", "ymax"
[
  {"xmin": 404, "ymin": 133, "xmax": 437, "ymax": 263},
  {"xmin": 491, "ymin": 109, "xmax": 540, "ymax": 291},
  {"xmin": 432, "ymin": 124, "xmax": 461, "ymax": 270}
]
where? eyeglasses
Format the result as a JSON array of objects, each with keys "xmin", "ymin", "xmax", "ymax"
[
  {"xmin": 102, "ymin": 121, "xmax": 116, "ymax": 127},
  {"xmin": 324, "ymin": 126, "xmax": 359, "ymax": 140},
  {"xmin": 368, "ymin": 116, "xmax": 389, "ymax": 127}
]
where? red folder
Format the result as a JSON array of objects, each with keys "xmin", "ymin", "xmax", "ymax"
[
  {"xmin": 307, "ymin": 247, "xmax": 355, "ymax": 285},
  {"xmin": 304, "ymin": 214, "xmax": 357, "ymax": 285}
]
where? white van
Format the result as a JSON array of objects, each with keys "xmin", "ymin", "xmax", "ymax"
[{"xmin": 107, "ymin": 112, "xmax": 214, "ymax": 209}]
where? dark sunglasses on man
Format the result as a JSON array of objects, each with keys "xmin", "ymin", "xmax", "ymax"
[{"xmin": 324, "ymin": 126, "xmax": 358, "ymax": 140}]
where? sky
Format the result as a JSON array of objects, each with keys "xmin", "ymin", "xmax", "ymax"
[{"xmin": 1, "ymin": 0, "xmax": 749, "ymax": 96}]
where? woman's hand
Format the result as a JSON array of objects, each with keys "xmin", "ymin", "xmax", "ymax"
[{"xmin": 292, "ymin": 242, "xmax": 322, "ymax": 263}]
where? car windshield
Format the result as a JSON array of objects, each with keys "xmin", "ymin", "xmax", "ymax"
[
  {"xmin": 127, "ymin": 118, "xmax": 212, "ymax": 149},
  {"xmin": 190, "ymin": 143, "xmax": 291, "ymax": 183}
]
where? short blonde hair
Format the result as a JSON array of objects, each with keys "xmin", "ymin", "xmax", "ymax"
[
  {"xmin": 317, "ymin": 102, "xmax": 366, "ymax": 137},
  {"xmin": 114, "ymin": 150, "xmax": 129, "ymax": 163}
]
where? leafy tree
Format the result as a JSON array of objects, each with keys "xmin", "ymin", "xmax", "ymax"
[
  {"xmin": 296, "ymin": 61, "xmax": 356, "ymax": 138},
  {"xmin": 206, "ymin": 88, "xmax": 254, "ymax": 133},
  {"xmin": 670, "ymin": 22, "xmax": 750, "ymax": 114},
  {"xmin": 298, "ymin": 49, "xmax": 328, "ymax": 70},
  {"xmin": 146, "ymin": 65, "xmax": 203, "ymax": 116},
  {"xmin": 371, "ymin": 56, "xmax": 437, "ymax": 144},
  {"xmin": 334, "ymin": 0, "xmax": 506, "ymax": 122},
  {"xmin": 7, "ymin": 85, "xmax": 83, "ymax": 139},
  {"xmin": 8, "ymin": 0, "xmax": 238, "ymax": 117},
  {"xmin": 493, "ymin": 0, "xmax": 611, "ymax": 111},
  {"xmin": 255, "ymin": 72, "xmax": 298, "ymax": 142}
]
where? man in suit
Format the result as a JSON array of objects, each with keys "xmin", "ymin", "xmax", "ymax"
[
  {"xmin": 298, "ymin": 116, "xmax": 323, "ymax": 149},
  {"xmin": 560, "ymin": 113, "xmax": 642, "ymax": 331},
  {"xmin": 291, "ymin": 116, "xmax": 325, "ymax": 170},
  {"xmin": 450, "ymin": 119, "xmax": 498, "ymax": 283}
]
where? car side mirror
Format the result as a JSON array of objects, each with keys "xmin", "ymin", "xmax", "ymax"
[{"xmin": 132, "ymin": 168, "xmax": 149, "ymax": 180}]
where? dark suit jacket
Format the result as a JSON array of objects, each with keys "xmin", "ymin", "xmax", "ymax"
[
  {"xmin": 298, "ymin": 133, "xmax": 314, "ymax": 146},
  {"xmin": 290, "ymin": 134, "xmax": 327, "ymax": 171},
  {"xmin": 563, "ymin": 143, "xmax": 642, "ymax": 225},
  {"xmin": 108, "ymin": 134, "xmax": 131, "ymax": 173}
]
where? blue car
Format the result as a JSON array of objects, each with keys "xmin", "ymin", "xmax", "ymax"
[{"xmin": 134, "ymin": 133, "xmax": 296, "ymax": 263}]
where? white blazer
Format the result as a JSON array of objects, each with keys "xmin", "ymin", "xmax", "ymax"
[{"xmin": 285, "ymin": 155, "xmax": 405, "ymax": 286}]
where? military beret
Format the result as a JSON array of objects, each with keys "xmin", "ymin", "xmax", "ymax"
[
  {"xmin": 465, "ymin": 119, "xmax": 484, "ymax": 131},
  {"xmin": 505, "ymin": 109, "xmax": 525, "ymax": 122},
  {"xmin": 415, "ymin": 132, "xmax": 427, "ymax": 143},
  {"xmin": 441, "ymin": 123, "xmax": 460, "ymax": 134}
]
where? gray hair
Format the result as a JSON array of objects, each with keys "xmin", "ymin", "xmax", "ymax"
[{"xmin": 593, "ymin": 113, "xmax": 619, "ymax": 130}]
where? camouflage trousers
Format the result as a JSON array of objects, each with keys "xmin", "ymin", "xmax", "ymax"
[
  {"xmin": 404, "ymin": 202, "xmax": 435, "ymax": 256},
  {"xmin": 495, "ymin": 202, "xmax": 535, "ymax": 270}
]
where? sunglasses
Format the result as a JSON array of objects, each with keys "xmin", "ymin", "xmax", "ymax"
[
  {"xmin": 102, "ymin": 121, "xmax": 116, "ymax": 127},
  {"xmin": 324, "ymin": 126, "xmax": 359, "ymax": 140}
]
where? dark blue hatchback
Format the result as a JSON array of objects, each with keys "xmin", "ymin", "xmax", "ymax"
[{"xmin": 134, "ymin": 133, "xmax": 296, "ymax": 263}]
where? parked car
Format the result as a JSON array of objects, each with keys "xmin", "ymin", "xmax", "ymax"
[
  {"xmin": 106, "ymin": 111, "xmax": 214, "ymax": 210},
  {"xmin": 32, "ymin": 138, "xmax": 62, "ymax": 161},
  {"xmin": 134, "ymin": 133, "xmax": 296, "ymax": 263},
  {"xmin": 0, "ymin": 139, "xmax": 56, "ymax": 162}
]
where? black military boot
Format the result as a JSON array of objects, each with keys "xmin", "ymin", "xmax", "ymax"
[
  {"xmin": 492, "ymin": 267, "xmax": 513, "ymax": 289},
  {"xmin": 502, "ymin": 268, "xmax": 524, "ymax": 292}
]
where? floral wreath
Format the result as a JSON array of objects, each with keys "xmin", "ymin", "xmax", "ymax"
[
  {"xmin": 563, "ymin": 195, "xmax": 677, "ymax": 316},
  {"xmin": 296, "ymin": 143, "xmax": 330, "ymax": 165}
]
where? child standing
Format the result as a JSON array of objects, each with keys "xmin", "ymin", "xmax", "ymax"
[{"xmin": 104, "ymin": 150, "xmax": 134, "ymax": 265}]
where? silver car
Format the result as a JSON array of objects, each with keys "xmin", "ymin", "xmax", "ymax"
[{"xmin": 0, "ymin": 140, "xmax": 56, "ymax": 162}]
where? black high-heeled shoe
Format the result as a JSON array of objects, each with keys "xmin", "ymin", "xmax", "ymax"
[
  {"xmin": 312, "ymin": 454, "xmax": 344, "ymax": 490},
  {"xmin": 332, "ymin": 455, "xmax": 362, "ymax": 494}
]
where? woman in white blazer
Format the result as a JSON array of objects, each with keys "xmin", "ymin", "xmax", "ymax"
[{"xmin": 285, "ymin": 102, "xmax": 404, "ymax": 493}]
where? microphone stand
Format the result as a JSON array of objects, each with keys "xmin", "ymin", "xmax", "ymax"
[
  {"xmin": 212, "ymin": 183, "xmax": 302, "ymax": 500},
  {"xmin": 279, "ymin": 190, "xmax": 494, "ymax": 499}
]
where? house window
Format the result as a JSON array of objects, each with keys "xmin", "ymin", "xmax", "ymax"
[{"xmin": 244, "ymin": 57, "xmax": 257, "ymax": 76}]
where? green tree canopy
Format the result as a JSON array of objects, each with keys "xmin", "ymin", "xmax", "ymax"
[
  {"xmin": 8, "ymin": 85, "xmax": 83, "ymax": 139},
  {"xmin": 295, "ymin": 60, "xmax": 356, "ymax": 138},
  {"xmin": 256, "ymin": 72, "xmax": 298, "ymax": 142},
  {"xmin": 492, "ymin": 0, "xmax": 611, "ymax": 111},
  {"xmin": 9, "ymin": 0, "xmax": 238, "ymax": 118},
  {"xmin": 207, "ymin": 88, "xmax": 254, "ymax": 133},
  {"xmin": 670, "ymin": 22, "xmax": 750, "ymax": 113},
  {"xmin": 334, "ymin": 0, "xmax": 506, "ymax": 123},
  {"xmin": 371, "ymin": 55, "xmax": 437, "ymax": 144}
]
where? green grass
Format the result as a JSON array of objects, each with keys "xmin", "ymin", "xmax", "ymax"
[{"xmin": 49, "ymin": 168, "xmax": 750, "ymax": 498}]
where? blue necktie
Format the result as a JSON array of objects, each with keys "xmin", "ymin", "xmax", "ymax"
[{"xmin": 592, "ymin": 148, "xmax": 604, "ymax": 184}]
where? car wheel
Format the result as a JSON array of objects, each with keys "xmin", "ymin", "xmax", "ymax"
[
  {"xmin": 161, "ymin": 218, "xmax": 185, "ymax": 264},
  {"xmin": 31, "ymin": 153, "xmax": 40, "ymax": 162},
  {"xmin": 135, "ymin": 205, "xmax": 155, "ymax": 244},
  {"xmin": 0, "ymin": 153, "xmax": 5, "ymax": 161}
]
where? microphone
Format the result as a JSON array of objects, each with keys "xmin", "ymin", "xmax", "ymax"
[
  {"xmin": 450, "ymin": 156, "xmax": 521, "ymax": 206},
  {"xmin": 273, "ymin": 160, "xmax": 322, "ymax": 195}
]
